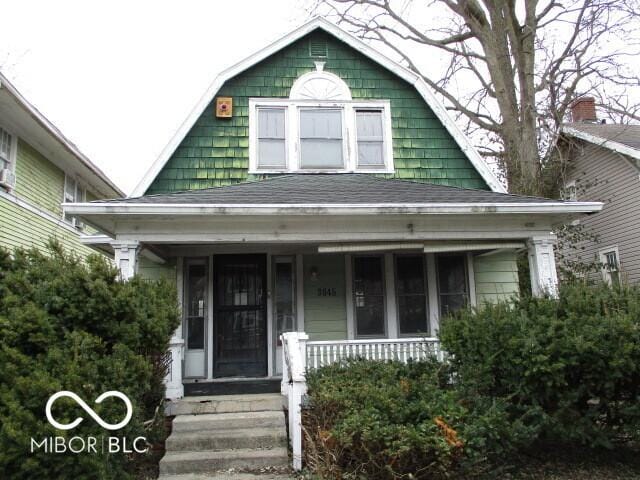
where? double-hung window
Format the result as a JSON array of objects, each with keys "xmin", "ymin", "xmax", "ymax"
[
  {"xmin": 250, "ymin": 100, "xmax": 392, "ymax": 173},
  {"xmin": 356, "ymin": 109, "xmax": 385, "ymax": 169},
  {"xmin": 0, "ymin": 127, "xmax": 12, "ymax": 171},
  {"xmin": 437, "ymin": 254, "xmax": 469, "ymax": 317},
  {"xmin": 299, "ymin": 108, "xmax": 344, "ymax": 169},
  {"xmin": 394, "ymin": 255, "xmax": 429, "ymax": 335},
  {"xmin": 257, "ymin": 108, "xmax": 286, "ymax": 169},
  {"xmin": 64, "ymin": 175, "xmax": 85, "ymax": 228},
  {"xmin": 352, "ymin": 255, "xmax": 386, "ymax": 337},
  {"xmin": 599, "ymin": 247, "xmax": 621, "ymax": 286}
]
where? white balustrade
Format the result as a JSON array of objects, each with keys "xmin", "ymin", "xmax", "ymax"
[
  {"xmin": 306, "ymin": 337, "xmax": 442, "ymax": 369},
  {"xmin": 281, "ymin": 333, "xmax": 442, "ymax": 471}
]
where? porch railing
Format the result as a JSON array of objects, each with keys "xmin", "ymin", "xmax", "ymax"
[
  {"xmin": 306, "ymin": 337, "xmax": 443, "ymax": 369},
  {"xmin": 281, "ymin": 332, "xmax": 442, "ymax": 471}
]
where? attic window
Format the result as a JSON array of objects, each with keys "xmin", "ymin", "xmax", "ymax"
[{"xmin": 309, "ymin": 40, "xmax": 328, "ymax": 58}]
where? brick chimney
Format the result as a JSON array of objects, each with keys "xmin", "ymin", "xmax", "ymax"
[{"xmin": 570, "ymin": 97, "xmax": 597, "ymax": 122}]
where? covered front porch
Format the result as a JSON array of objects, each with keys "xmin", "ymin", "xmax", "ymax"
[
  {"xmin": 64, "ymin": 174, "xmax": 601, "ymax": 400},
  {"xmin": 120, "ymin": 237, "xmax": 554, "ymax": 400}
]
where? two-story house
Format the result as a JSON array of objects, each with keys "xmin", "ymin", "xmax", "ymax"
[
  {"xmin": 0, "ymin": 72, "xmax": 123, "ymax": 256},
  {"xmin": 559, "ymin": 97, "xmax": 640, "ymax": 285},
  {"xmin": 65, "ymin": 18, "xmax": 601, "ymax": 400}
]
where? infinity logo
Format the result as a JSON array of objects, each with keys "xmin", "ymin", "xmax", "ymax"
[{"xmin": 45, "ymin": 391, "xmax": 133, "ymax": 431}]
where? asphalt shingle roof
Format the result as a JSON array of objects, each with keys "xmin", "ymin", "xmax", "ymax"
[
  {"xmin": 564, "ymin": 122, "xmax": 640, "ymax": 150},
  {"xmin": 102, "ymin": 175, "xmax": 559, "ymax": 205}
]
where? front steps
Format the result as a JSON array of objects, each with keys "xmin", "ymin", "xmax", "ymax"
[{"xmin": 159, "ymin": 394, "xmax": 290, "ymax": 479}]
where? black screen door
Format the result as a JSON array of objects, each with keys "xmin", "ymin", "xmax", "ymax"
[{"xmin": 213, "ymin": 255, "xmax": 267, "ymax": 377}]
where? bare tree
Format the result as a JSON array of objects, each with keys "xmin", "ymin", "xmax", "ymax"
[{"xmin": 313, "ymin": 0, "xmax": 640, "ymax": 195}]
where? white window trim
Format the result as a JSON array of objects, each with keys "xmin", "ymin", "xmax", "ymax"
[
  {"xmin": 0, "ymin": 124, "xmax": 19, "ymax": 176},
  {"xmin": 562, "ymin": 179, "xmax": 577, "ymax": 201},
  {"xmin": 63, "ymin": 173, "xmax": 86, "ymax": 229},
  {"xmin": 248, "ymin": 98, "xmax": 394, "ymax": 174},
  {"xmin": 598, "ymin": 245, "xmax": 620, "ymax": 285}
]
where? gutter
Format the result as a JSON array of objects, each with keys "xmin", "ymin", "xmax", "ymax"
[{"xmin": 64, "ymin": 201, "xmax": 603, "ymax": 216}]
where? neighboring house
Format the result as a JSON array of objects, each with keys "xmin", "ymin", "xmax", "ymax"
[
  {"xmin": 65, "ymin": 18, "xmax": 601, "ymax": 401},
  {"xmin": 0, "ymin": 72, "xmax": 123, "ymax": 257},
  {"xmin": 559, "ymin": 97, "xmax": 640, "ymax": 285}
]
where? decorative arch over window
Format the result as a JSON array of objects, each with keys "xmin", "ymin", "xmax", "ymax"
[{"xmin": 289, "ymin": 67, "xmax": 352, "ymax": 101}]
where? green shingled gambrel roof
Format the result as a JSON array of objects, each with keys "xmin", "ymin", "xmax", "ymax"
[{"xmin": 146, "ymin": 29, "xmax": 489, "ymax": 195}]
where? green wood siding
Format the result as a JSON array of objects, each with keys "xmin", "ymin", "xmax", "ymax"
[
  {"xmin": 147, "ymin": 31, "xmax": 488, "ymax": 194},
  {"xmin": 138, "ymin": 256, "xmax": 176, "ymax": 283},
  {"xmin": 14, "ymin": 139, "xmax": 65, "ymax": 217},
  {"xmin": 473, "ymin": 251, "xmax": 520, "ymax": 304},
  {"xmin": 303, "ymin": 254, "xmax": 348, "ymax": 340},
  {"xmin": 0, "ymin": 195, "xmax": 97, "ymax": 258}
]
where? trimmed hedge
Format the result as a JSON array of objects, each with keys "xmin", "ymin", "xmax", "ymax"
[
  {"xmin": 0, "ymin": 243, "xmax": 180, "ymax": 479},
  {"xmin": 304, "ymin": 283, "xmax": 640, "ymax": 478},
  {"xmin": 440, "ymin": 283, "xmax": 640, "ymax": 449}
]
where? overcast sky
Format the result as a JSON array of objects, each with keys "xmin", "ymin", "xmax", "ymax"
[{"xmin": 0, "ymin": 0, "xmax": 310, "ymax": 194}]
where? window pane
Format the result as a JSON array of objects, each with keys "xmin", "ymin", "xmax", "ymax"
[
  {"xmin": 353, "ymin": 256, "xmax": 385, "ymax": 336},
  {"xmin": 300, "ymin": 109, "xmax": 343, "ymax": 169},
  {"xmin": 356, "ymin": 111, "xmax": 384, "ymax": 167},
  {"xmin": 437, "ymin": 255, "xmax": 468, "ymax": 317},
  {"xmin": 300, "ymin": 139, "xmax": 343, "ymax": 168},
  {"xmin": 356, "ymin": 110, "xmax": 383, "ymax": 139},
  {"xmin": 186, "ymin": 262, "xmax": 207, "ymax": 350},
  {"xmin": 257, "ymin": 108, "xmax": 286, "ymax": 168},
  {"xmin": 258, "ymin": 139, "xmax": 286, "ymax": 167},
  {"xmin": 187, "ymin": 317, "xmax": 205, "ymax": 349},
  {"xmin": 275, "ymin": 261, "xmax": 295, "ymax": 338},
  {"xmin": 258, "ymin": 108, "xmax": 285, "ymax": 139},
  {"xmin": 0, "ymin": 128, "xmax": 11, "ymax": 164},
  {"xmin": 395, "ymin": 256, "xmax": 427, "ymax": 334},
  {"xmin": 300, "ymin": 109, "xmax": 342, "ymax": 138}
]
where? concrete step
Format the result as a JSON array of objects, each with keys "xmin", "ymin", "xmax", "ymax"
[
  {"xmin": 159, "ymin": 447, "xmax": 289, "ymax": 476},
  {"xmin": 158, "ymin": 473, "xmax": 293, "ymax": 480},
  {"xmin": 172, "ymin": 411, "xmax": 285, "ymax": 433},
  {"xmin": 166, "ymin": 427, "xmax": 287, "ymax": 451},
  {"xmin": 166, "ymin": 394, "xmax": 284, "ymax": 416}
]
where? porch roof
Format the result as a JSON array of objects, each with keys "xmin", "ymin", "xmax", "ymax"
[
  {"xmin": 64, "ymin": 175, "xmax": 602, "ymax": 238},
  {"xmin": 81, "ymin": 174, "xmax": 583, "ymax": 205}
]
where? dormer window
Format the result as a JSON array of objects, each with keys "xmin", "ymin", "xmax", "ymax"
[
  {"xmin": 249, "ymin": 68, "xmax": 393, "ymax": 174},
  {"xmin": 299, "ymin": 108, "xmax": 344, "ymax": 169}
]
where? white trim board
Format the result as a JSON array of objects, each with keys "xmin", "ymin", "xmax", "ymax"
[
  {"xmin": 561, "ymin": 126, "xmax": 640, "ymax": 163},
  {"xmin": 131, "ymin": 17, "xmax": 506, "ymax": 196},
  {"xmin": 65, "ymin": 200, "xmax": 603, "ymax": 217},
  {"xmin": 0, "ymin": 189, "xmax": 83, "ymax": 236}
]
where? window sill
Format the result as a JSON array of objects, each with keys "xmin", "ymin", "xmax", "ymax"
[{"xmin": 248, "ymin": 169, "xmax": 395, "ymax": 175}]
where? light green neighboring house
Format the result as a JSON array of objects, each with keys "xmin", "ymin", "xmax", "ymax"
[
  {"xmin": 66, "ymin": 18, "xmax": 601, "ymax": 399},
  {"xmin": 0, "ymin": 72, "xmax": 123, "ymax": 257}
]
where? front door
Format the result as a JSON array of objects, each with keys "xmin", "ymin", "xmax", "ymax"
[{"xmin": 213, "ymin": 255, "xmax": 267, "ymax": 377}]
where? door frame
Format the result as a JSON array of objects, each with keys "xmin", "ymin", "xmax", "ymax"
[
  {"xmin": 182, "ymin": 256, "xmax": 209, "ymax": 379},
  {"xmin": 211, "ymin": 253, "xmax": 269, "ymax": 378}
]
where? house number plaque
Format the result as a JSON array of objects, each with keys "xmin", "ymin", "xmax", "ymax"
[{"xmin": 317, "ymin": 287, "xmax": 337, "ymax": 297}]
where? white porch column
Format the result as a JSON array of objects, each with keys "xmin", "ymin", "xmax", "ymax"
[
  {"xmin": 527, "ymin": 236, "xmax": 559, "ymax": 298},
  {"xmin": 166, "ymin": 257, "xmax": 185, "ymax": 399},
  {"xmin": 112, "ymin": 241, "xmax": 139, "ymax": 280},
  {"xmin": 165, "ymin": 336, "xmax": 185, "ymax": 399}
]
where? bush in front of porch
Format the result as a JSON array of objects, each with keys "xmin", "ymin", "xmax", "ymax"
[
  {"xmin": 303, "ymin": 358, "xmax": 533, "ymax": 479},
  {"xmin": 302, "ymin": 283, "xmax": 640, "ymax": 479},
  {"xmin": 440, "ymin": 282, "xmax": 640, "ymax": 450},
  {"xmin": 0, "ymin": 242, "xmax": 180, "ymax": 480}
]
